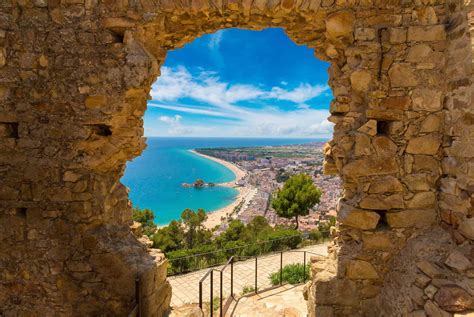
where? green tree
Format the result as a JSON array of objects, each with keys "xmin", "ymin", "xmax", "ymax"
[
  {"xmin": 245, "ymin": 216, "xmax": 272, "ymax": 242},
  {"xmin": 180, "ymin": 208, "xmax": 209, "ymax": 248},
  {"xmin": 152, "ymin": 219, "xmax": 184, "ymax": 252},
  {"xmin": 271, "ymin": 174, "xmax": 322, "ymax": 229},
  {"xmin": 132, "ymin": 207, "xmax": 157, "ymax": 237}
]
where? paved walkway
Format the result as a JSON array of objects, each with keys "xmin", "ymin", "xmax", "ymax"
[
  {"xmin": 168, "ymin": 243, "xmax": 328, "ymax": 307},
  {"xmin": 228, "ymin": 284, "xmax": 308, "ymax": 317}
]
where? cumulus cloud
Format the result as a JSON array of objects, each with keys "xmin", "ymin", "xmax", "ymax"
[{"xmin": 149, "ymin": 66, "xmax": 333, "ymax": 137}]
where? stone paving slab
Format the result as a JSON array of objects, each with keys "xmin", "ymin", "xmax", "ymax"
[
  {"xmin": 168, "ymin": 243, "xmax": 328, "ymax": 307},
  {"xmin": 228, "ymin": 284, "xmax": 308, "ymax": 317}
]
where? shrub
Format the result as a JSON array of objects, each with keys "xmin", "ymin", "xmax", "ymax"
[
  {"xmin": 269, "ymin": 263, "xmax": 311, "ymax": 285},
  {"xmin": 166, "ymin": 249, "xmax": 194, "ymax": 274},
  {"xmin": 241, "ymin": 285, "xmax": 257, "ymax": 295},
  {"xmin": 308, "ymin": 229, "xmax": 323, "ymax": 242},
  {"xmin": 267, "ymin": 229, "xmax": 302, "ymax": 251},
  {"xmin": 132, "ymin": 207, "xmax": 157, "ymax": 237}
]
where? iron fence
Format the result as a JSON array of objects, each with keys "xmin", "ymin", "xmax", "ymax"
[
  {"xmin": 128, "ymin": 277, "xmax": 140, "ymax": 317},
  {"xmin": 198, "ymin": 249, "xmax": 321, "ymax": 317},
  {"xmin": 167, "ymin": 232, "xmax": 329, "ymax": 276}
]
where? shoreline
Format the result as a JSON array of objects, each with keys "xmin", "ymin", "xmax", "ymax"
[{"xmin": 188, "ymin": 150, "xmax": 251, "ymax": 229}]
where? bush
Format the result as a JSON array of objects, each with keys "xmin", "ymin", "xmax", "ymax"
[
  {"xmin": 241, "ymin": 285, "xmax": 257, "ymax": 295},
  {"xmin": 267, "ymin": 229, "xmax": 302, "ymax": 251},
  {"xmin": 308, "ymin": 229, "xmax": 323, "ymax": 242},
  {"xmin": 269, "ymin": 263, "xmax": 311, "ymax": 285},
  {"xmin": 166, "ymin": 249, "xmax": 194, "ymax": 274},
  {"xmin": 132, "ymin": 207, "xmax": 157, "ymax": 237}
]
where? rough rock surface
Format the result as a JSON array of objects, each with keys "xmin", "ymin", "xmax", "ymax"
[{"xmin": 0, "ymin": 0, "xmax": 473, "ymax": 316}]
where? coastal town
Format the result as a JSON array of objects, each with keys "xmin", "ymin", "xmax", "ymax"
[{"xmin": 194, "ymin": 142, "xmax": 341, "ymax": 233}]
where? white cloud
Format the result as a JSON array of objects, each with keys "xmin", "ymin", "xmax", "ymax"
[
  {"xmin": 149, "ymin": 66, "xmax": 334, "ymax": 138},
  {"xmin": 150, "ymin": 103, "xmax": 229, "ymax": 118},
  {"xmin": 159, "ymin": 115, "xmax": 182, "ymax": 125},
  {"xmin": 208, "ymin": 30, "xmax": 225, "ymax": 50},
  {"xmin": 150, "ymin": 66, "xmax": 328, "ymax": 109},
  {"xmin": 268, "ymin": 84, "xmax": 329, "ymax": 103}
]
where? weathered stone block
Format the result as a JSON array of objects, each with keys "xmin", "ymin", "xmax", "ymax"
[
  {"xmin": 389, "ymin": 28, "xmax": 407, "ymax": 43},
  {"xmin": 434, "ymin": 285, "xmax": 474, "ymax": 312},
  {"xmin": 372, "ymin": 136, "xmax": 397, "ymax": 157},
  {"xmin": 406, "ymin": 135, "xmax": 441, "ymax": 155},
  {"xmin": 413, "ymin": 155, "xmax": 440, "ymax": 174},
  {"xmin": 359, "ymin": 194, "xmax": 404, "ymax": 210},
  {"xmin": 407, "ymin": 44, "xmax": 433, "ymax": 63},
  {"xmin": 313, "ymin": 275, "xmax": 358, "ymax": 306},
  {"xmin": 346, "ymin": 260, "xmax": 379, "ymax": 279},
  {"xmin": 445, "ymin": 250, "xmax": 473, "ymax": 272},
  {"xmin": 386, "ymin": 209, "xmax": 436, "ymax": 228},
  {"xmin": 389, "ymin": 64, "xmax": 418, "ymax": 87},
  {"xmin": 417, "ymin": 261, "xmax": 443, "ymax": 278},
  {"xmin": 424, "ymin": 300, "xmax": 451, "ymax": 317},
  {"xmin": 325, "ymin": 10, "xmax": 354, "ymax": 40},
  {"xmin": 85, "ymin": 95, "xmax": 107, "ymax": 108},
  {"xmin": 420, "ymin": 114, "xmax": 442, "ymax": 133},
  {"xmin": 458, "ymin": 218, "xmax": 474, "ymax": 240},
  {"xmin": 354, "ymin": 133, "xmax": 372, "ymax": 156},
  {"xmin": 338, "ymin": 203, "xmax": 380, "ymax": 230},
  {"xmin": 368, "ymin": 176, "xmax": 404, "ymax": 194},
  {"xmin": 362, "ymin": 232, "xmax": 393, "ymax": 250},
  {"xmin": 357, "ymin": 120, "xmax": 377, "ymax": 136},
  {"xmin": 366, "ymin": 109, "xmax": 403, "ymax": 121},
  {"xmin": 407, "ymin": 25, "xmax": 446, "ymax": 42},
  {"xmin": 448, "ymin": 141, "xmax": 474, "ymax": 158},
  {"xmin": 0, "ymin": 48, "xmax": 6, "ymax": 68},
  {"xmin": 412, "ymin": 88, "xmax": 443, "ymax": 112},
  {"xmin": 140, "ymin": 282, "xmax": 172, "ymax": 317},
  {"xmin": 350, "ymin": 69, "xmax": 372, "ymax": 92},
  {"xmin": 380, "ymin": 96, "xmax": 411, "ymax": 111},
  {"xmin": 355, "ymin": 28, "xmax": 376, "ymax": 41},
  {"xmin": 342, "ymin": 157, "xmax": 398, "ymax": 177},
  {"xmin": 406, "ymin": 192, "xmax": 436, "ymax": 209}
]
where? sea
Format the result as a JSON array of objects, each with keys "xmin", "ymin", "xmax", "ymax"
[{"xmin": 121, "ymin": 137, "xmax": 325, "ymax": 225}]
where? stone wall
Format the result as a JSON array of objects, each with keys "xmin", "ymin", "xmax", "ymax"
[{"xmin": 0, "ymin": 0, "xmax": 472, "ymax": 316}]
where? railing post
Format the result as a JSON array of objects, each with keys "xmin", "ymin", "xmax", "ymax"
[
  {"xmin": 199, "ymin": 280, "xmax": 203, "ymax": 310},
  {"xmin": 280, "ymin": 251, "xmax": 283, "ymax": 286},
  {"xmin": 210, "ymin": 270, "xmax": 214, "ymax": 317},
  {"xmin": 254, "ymin": 257, "xmax": 258, "ymax": 294},
  {"xmin": 303, "ymin": 251, "xmax": 307, "ymax": 282},
  {"xmin": 231, "ymin": 258, "xmax": 234, "ymax": 298},
  {"xmin": 135, "ymin": 277, "xmax": 140, "ymax": 317},
  {"xmin": 220, "ymin": 270, "xmax": 223, "ymax": 317}
]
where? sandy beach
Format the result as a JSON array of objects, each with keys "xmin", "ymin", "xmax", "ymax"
[{"xmin": 188, "ymin": 150, "xmax": 253, "ymax": 229}]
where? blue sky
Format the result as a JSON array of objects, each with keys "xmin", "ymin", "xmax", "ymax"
[{"xmin": 146, "ymin": 28, "xmax": 333, "ymax": 138}]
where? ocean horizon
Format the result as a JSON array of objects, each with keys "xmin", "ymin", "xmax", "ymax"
[{"xmin": 122, "ymin": 137, "xmax": 328, "ymax": 225}]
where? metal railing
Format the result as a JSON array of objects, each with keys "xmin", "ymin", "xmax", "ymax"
[
  {"xmin": 128, "ymin": 277, "xmax": 140, "ymax": 317},
  {"xmin": 167, "ymin": 232, "xmax": 329, "ymax": 276},
  {"xmin": 198, "ymin": 250, "xmax": 321, "ymax": 317}
]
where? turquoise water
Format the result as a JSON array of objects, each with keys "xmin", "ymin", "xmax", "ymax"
[{"xmin": 122, "ymin": 137, "xmax": 323, "ymax": 225}]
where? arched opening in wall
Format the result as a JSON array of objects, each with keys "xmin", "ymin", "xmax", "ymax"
[{"xmin": 122, "ymin": 27, "xmax": 341, "ymax": 309}]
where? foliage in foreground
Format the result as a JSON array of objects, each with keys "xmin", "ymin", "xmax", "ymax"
[
  {"xmin": 132, "ymin": 206, "xmax": 333, "ymax": 275},
  {"xmin": 132, "ymin": 207, "xmax": 157, "ymax": 237},
  {"xmin": 269, "ymin": 263, "xmax": 311, "ymax": 285},
  {"xmin": 241, "ymin": 285, "xmax": 258, "ymax": 295}
]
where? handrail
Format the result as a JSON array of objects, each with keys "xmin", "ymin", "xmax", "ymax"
[
  {"xmin": 167, "ymin": 234, "xmax": 331, "ymax": 276},
  {"xmin": 168, "ymin": 233, "xmax": 317, "ymax": 261},
  {"xmin": 198, "ymin": 249, "xmax": 325, "ymax": 317}
]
